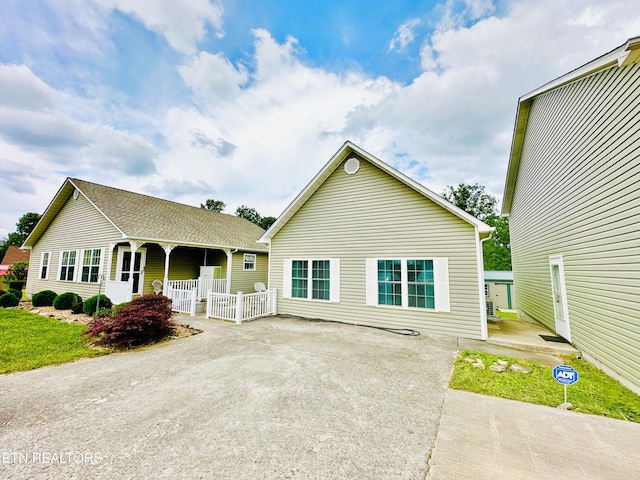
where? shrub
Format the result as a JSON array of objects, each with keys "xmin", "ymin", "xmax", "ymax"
[
  {"xmin": 53, "ymin": 292, "xmax": 82, "ymax": 310},
  {"xmin": 0, "ymin": 293, "xmax": 20, "ymax": 308},
  {"xmin": 32, "ymin": 290, "xmax": 58, "ymax": 307},
  {"xmin": 86, "ymin": 294, "xmax": 174, "ymax": 347},
  {"xmin": 83, "ymin": 295, "xmax": 112, "ymax": 316},
  {"xmin": 8, "ymin": 288, "xmax": 22, "ymax": 300},
  {"xmin": 96, "ymin": 307, "xmax": 114, "ymax": 318},
  {"xmin": 71, "ymin": 301, "xmax": 84, "ymax": 314},
  {"xmin": 0, "ymin": 289, "xmax": 5, "ymax": 296}
]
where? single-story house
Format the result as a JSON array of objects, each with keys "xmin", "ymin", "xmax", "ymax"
[
  {"xmin": 502, "ymin": 36, "xmax": 640, "ymax": 393},
  {"xmin": 0, "ymin": 245, "xmax": 30, "ymax": 291},
  {"xmin": 23, "ymin": 178, "xmax": 268, "ymax": 305},
  {"xmin": 484, "ymin": 270, "xmax": 515, "ymax": 315},
  {"xmin": 259, "ymin": 141, "xmax": 494, "ymax": 339}
]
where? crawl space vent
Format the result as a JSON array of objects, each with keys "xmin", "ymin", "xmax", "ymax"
[{"xmin": 344, "ymin": 157, "xmax": 360, "ymax": 175}]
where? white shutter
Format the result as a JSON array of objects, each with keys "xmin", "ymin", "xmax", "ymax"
[
  {"xmin": 434, "ymin": 257, "xmax": 450, "ymax": 312},
  {"xmin": 283, "ymin": 259, "xmax": 292, "ymax": 299},
  {"xmin": 329, "ymin": 258, "xmax": 340, "ymax": 303},
  {"xmin": 365, "ymin": 258, "xmax": 378, "ymax": 306}
]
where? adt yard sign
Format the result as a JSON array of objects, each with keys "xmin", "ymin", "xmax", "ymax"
[{"xmin": 553, "ymin": 364, "xmax": 579, "ymax": 385}]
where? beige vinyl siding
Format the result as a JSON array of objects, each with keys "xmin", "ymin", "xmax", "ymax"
[
  {"xmin": 26, "ymin": 191, "xmax": 121, "ymax": 300},
  {"xmin": 510, "ymin": 61, "xmax": 640, "ymax": 390},
  {"xmin": 230, "ymin": 252, "xmax": 268, "ymax": 293},
  {"xmin": 270, "ymin": 157, "xmax": 484, "ymax": 339}
]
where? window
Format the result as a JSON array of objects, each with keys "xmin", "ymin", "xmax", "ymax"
[
  {"xmin": 81, "ymin": 249, "xmax": 101, "ymax": 283},
  {"xmin": 40, "ymin": 252, "xmax": 50, "ymax": 280},
  {"xmin": 59, "ymin": 250, "xmax": 76, "ymax": 281},
  {"xmin": 366, "ymin": 258, "xmax": 449, "ymax": 312},
  {"xmin": 283, "ymin": 259, "xmax": 340, "ymax": 302},
  {"xmin": 243, "ymin": 253, "xmax": 256, "ymax": 271}
]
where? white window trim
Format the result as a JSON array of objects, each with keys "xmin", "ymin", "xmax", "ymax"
[
  {"xmin": 243, "ymin": 253, "xmax": 257, "ymax": 271},
  {"xmin": 40, "ymin": 252, "xmax": 50, "ymax": 280},
  {"xmin": 282, "ymin": 258, "xmax": 340, "ymax": 302},
  {"xmin": 79, "ymin": 248, "xmax": 105, "ymax": 284},
  {"xmin": 365, "ymin": 257, "xmax": 450, "ymax": 312},
  {"xmin": 58, "ymin": 250, "xmax": 79, "ymax": 282}
]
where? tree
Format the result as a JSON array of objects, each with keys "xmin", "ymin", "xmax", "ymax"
[
  {"xmin": 442, "ymin": 184, "xmax": 511, "ymax": 270},
  {"xmin": 5, "ymin": 261, "xmax": 28, "ymax": 282},
  {"xmin": 235, "ymin": 205, "xmax": 262, "ymax": 226},
  {"xmin": 442, "ymin": 183, "xmax": 497, "ymax": 221},
  {"xmin": 0, "ymin": 212, "xmax": 41, "ymax": 260},
  {"xmin": 259, "ymin": 216, "xmax": 277, "ymax": 230},
  {"xmin": 200, "ymin": 199, "xmax": 226, "ymax": 213}
]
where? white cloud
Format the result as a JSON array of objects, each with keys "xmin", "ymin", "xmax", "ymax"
[
  {"xmin": 179, "ymin": 51, "xmax": 248, "ymax": 103},
  {"xmin": 96, "ymin": 0, "xmax": 224, "ymax": 54},
  {"xmin": 389, "ymin": 18, "xmax": 423, "ymax": 51}
]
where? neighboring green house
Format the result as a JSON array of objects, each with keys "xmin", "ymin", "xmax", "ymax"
[
  {"xmin": 259, "ymin": 141, "xmax": 493, "ymax": 339},
  {"xmin": 23, "ymin": 178, "xmax": 268, "ymax": 305},
  {"xmin": 502, "ymin": 37, "xmax": 640, "ymax": 394},
  {"xmin": 484, "ymin": 270, "xmax": 515, "ymax": 315}
]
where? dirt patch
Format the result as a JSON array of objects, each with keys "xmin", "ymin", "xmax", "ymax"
[{"xmin": 17, "ymin": 302, "xmax": 201, "ymax": 338}]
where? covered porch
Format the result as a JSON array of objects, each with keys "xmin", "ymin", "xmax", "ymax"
[{"xmin": 103, "ymin": 240, "xmax": 240, "ymax": 305}]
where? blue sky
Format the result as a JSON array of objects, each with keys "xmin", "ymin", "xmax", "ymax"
[{"xmin": 0, "ymin": 0, "xmax": 639, "ymax": 238}]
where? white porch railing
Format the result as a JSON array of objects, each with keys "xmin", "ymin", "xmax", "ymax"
[
  {"xmin": 206, "ymin": 289, "xmax": 276, "ymax": 323},
  {"xmin": 169, "ymin": 288, "xmax": 197, "ymax": 316},
  {"xmin": 165, "ymin": 278, "xmax": 228, "ymax": 298},
  {"xmin": 105, "ymin": 280, "xmax": 133, "ymax": 305}
]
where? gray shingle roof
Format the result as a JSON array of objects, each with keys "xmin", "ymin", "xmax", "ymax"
[
  {"xmin": 24, "ymin": 178, "xmax": 267, "ymax": 251},
  {"xmin": 70, "ymin": 179, "xmax": 267, "ymax": 251}
]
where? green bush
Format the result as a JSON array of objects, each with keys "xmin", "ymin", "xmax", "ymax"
[
  {"xmin": 8, "ymin": 288, "xmax": 22, "ymax": 300},
  {"xmin": 0, "ymin": 293, "xmax": 20, "ymax": 308},
  {"xmin": 71, "ymin": 300, "xmax": 84, "ymax": 314},
  {"xmin": 32, "ymin": 290, "xmax": 58, "ymax": 307},
  {"xmin": 53, "ymin": 292, "xmax": 82, "ymax": 310},
  {"xmin": 83, "ymin": 294, "xmax": 112, "ymax": 316}
]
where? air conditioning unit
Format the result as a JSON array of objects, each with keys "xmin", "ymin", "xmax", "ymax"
[{"xmin": 486, "ymin": 301, "xmax": 495, "ymax": 317}]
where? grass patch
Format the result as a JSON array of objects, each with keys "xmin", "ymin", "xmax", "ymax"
[
  {"xmin": 0, "ymin": 309, "xmax": 106, "ymax": 374},
  {"xmin": 450, "ymin": 350, "xmax": 640, "ymax": 423},
  {"xmin": 496, "ymin": 309, "xmax": 518, "ymax": 319}
]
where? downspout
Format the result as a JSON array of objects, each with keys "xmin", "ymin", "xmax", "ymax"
[{"xmin": 477, "ymin": 231, "xmax": 492, "ymax": 340}]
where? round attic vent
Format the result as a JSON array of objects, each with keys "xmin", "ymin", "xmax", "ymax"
[
  {"xmin": 73, "ymin": 188, "xmax": 80, "ymax": 200},
  {"xmin": 344, "ymin": 157, "xmax": 360, "ymax": 175}
]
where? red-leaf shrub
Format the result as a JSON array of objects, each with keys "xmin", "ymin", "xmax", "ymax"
[{"xmin": 86, "ymin": 294, "xmax": 174, "ymax": 347}]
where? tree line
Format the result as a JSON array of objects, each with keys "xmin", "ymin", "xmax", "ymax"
[{"xmin": 200, "ymin": 199, "xmax": 276, "ymax": 230}]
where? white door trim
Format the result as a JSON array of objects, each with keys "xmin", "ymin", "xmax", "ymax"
[
  {"xmin": 549, "ymin": 255, "xmax": 571, "ymax": 342},
  {"xmin": 116, "ymin": 246, "xmax": 147, "ymax": 295}
]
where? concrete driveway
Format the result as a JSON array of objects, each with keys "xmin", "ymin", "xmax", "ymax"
[{"xmin": 0, "ymin": 316, "xmax": 457, "ymax": 479}]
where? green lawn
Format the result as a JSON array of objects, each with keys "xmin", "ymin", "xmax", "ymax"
[
  {"xmin": 450, "ymin": 350, "xmax": 640, "ymax": 423},
  {"xmin": 0, "ymin": 309, "xmax": 106, "ymax": 374}
]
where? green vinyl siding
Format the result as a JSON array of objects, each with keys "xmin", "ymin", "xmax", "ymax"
[
  {"xmin": 270, "ymin": 156, "xmax": 484, "ymax": 339},
  {"xmin": 230, "ymin": 251, "xmax": 268, "ymax": 293},
  {"xmin": 509, "ymin": 60, "xmax": 640, "ymax": 392}
]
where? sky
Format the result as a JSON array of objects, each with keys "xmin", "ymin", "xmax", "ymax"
[{"xmin": 1, "ymin": 0, "xmax": 639, "ymax": 238}]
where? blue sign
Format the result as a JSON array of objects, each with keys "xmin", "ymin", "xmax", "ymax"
[{"xmin": 553, "ymin": 364, "xmax": 579, "ymax": 385}]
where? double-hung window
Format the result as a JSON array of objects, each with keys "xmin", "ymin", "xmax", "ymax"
[
  {"xmin": 40, "ymin": 252, "xmax": 50, "ymax": 280},
  {"xmin": 284, "ymin": 259, "xmax": 340, "ymax": 302},
  {"xmin": 81, "ymin": 249, "xmax": 101, "ymax": 283},
  {"xmin": 243, "ymin": 253, "xmax": 256, "ymax": 271},
  {"xmin": 59, "ymin": 250, "xmax": 76, "ymax": 281},
  {"xmin": 366, "ymin": 258, "xmax": 449, "ymax": 312}
]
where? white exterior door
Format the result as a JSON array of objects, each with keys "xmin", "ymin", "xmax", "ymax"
[
  {"xmin": 117, "ymin": 247, "xmax": 147, "ymax": 295},
  {"xmin": 549, "ymin": 255, "xmax": 571, "ymax": 342}
]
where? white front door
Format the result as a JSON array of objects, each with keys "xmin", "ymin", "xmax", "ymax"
[
  {"xmin": 549, "ymin": 255, "xmax": 571, "ymax": 342},
  {"xmin": 117, "ymin": 247, "xmax": 147, "ymax": 295}
]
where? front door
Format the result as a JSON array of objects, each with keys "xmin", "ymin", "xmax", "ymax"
[
  {"xmin": 117, "ymin": 247, "xmax": 146, "ymax": 295},
  {"xmin": 549, "ymin": 255, "xmax": 571, "ymax": 341}
]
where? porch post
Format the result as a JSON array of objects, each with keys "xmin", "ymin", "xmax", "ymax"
[
  {"xmin": 224, "ymin": 248, "xmax": 233, "ymax": 294},
  {"xmin": 161, "ymin": 244, "xmax": 176, "ymax": 293}
]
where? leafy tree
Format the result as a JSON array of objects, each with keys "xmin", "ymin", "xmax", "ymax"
[
  {"xmin": 442, "ymin": 183, "xmax": 497, "ymax": 221},
  {"xmin": 200, "ymin": 199, "xmax": 226, "ymax": 213},
  {"xmin": 442, "ymin": 184, "xmax": 511, "ymax": 270},
  {"xmin": 5, "ymin": 261, "xmax": 28, "ymax": 282},
  {"xmin": 235, "ymin": 205, "xmax": 262, "ymax": 226},
  {"xmin": 0, "ymin": 212, "xmax": 41, "ymax": 260},
  {"xmin": 259, "ymin": 216, "xmax": 277, "ymax": 230}
]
